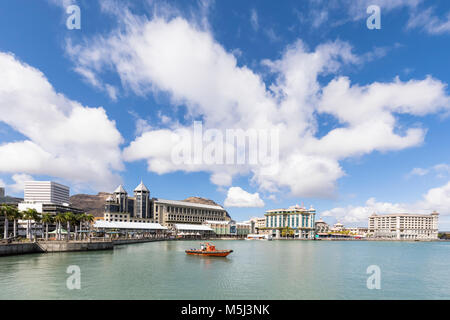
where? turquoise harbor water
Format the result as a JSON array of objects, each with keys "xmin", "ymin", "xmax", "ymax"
[{"xmin": 1, "ymin": 240, "xmax": 450, "ymax": 299}]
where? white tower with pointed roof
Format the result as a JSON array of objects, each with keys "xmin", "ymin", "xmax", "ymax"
[
  {"xmin": 114, "ymin": 184, "xmax": 128, "ymax": 213},
  {"xmin": 134, "ymin": 181, "xmax": 150, "ymax": 219}
]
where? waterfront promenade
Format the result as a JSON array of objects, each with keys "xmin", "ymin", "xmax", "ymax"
[{"xmin": 0, "ymin": 236, "xmax": 171, "ymax": 256}]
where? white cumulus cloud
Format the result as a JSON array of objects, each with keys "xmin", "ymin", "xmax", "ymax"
[
  {"xmin": 224, "ymin": 187, "xmax": 265, "ymax": 208},
  {"xmin": 65, "ymin": 8, "xmax": 450, "ymax": 198},
  {"xmin": 0, "ymin": 52, "xmax": 124, "ymax": 192}
]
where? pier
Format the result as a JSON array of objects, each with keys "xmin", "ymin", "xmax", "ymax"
[{"xmin": 0, "ymin": 236, "xmax": 175, "ymax": 257}]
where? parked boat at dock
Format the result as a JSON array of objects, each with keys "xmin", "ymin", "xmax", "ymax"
[{"xmin": 246, "ymin": 234, "xmax": 272, "ymax": 240}]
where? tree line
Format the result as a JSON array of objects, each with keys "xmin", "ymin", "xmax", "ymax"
[{"xmin": 0, "ymin": 204, "xmax": 95, "ymax": 242}]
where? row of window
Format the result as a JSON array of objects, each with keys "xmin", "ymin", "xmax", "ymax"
[
  {"xmin": 167, "ymin": 215, "xmax": 225, "ymax": 223},
  {"xmin": 106, "ymin": 218, "xmax": 153, "ymax": 223},
  {"xmin": 266, "ymin": 215, "xmax": 314, "ymax": 228},
  {"xmin": 162, "ymin": 205, "xmax": 225, "ymax": 217}
]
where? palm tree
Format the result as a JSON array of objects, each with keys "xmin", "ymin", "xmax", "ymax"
[
  {"xmin": 77, "ymin": 213, "xmax": 89, "ymax": 240},
  {"xmin": 22, "ymin": 208, "xmax": 39, "ymax": 241},
  {"xmin": 54, "ymin": 213, "xmax": 65, "ymax": 241},
  {"xmin": 33, "ymin": 213, "xmax": 42, "ymax": 241},
  {"xmin": 5, "ymin": 206, "xmax": 18, "ymax": 240},
  {"xmin": 1, "ymin": 204, "xmax": 10, "ymax": 239},
  {"xmin": 74, "ymin": 213, "xmax": 84, "ymax": 241},
  {"xmin": 41, "ymin": 213, "xmax": 53, "ymax": 241},
  {"xmin": 10, "ymin": 207, "xmax": 21, "ymax": 239},
  {"xmin": 85, "ymin": 214, "xmax": 95, "ymax": 239},
  {"xmin": 64, "ymin": 212, "xmax": 75, "ymax": 241}
]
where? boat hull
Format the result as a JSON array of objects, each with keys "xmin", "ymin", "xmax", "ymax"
[{"xmin": 185, "ymin": 250, "xmax": 233, "ymax": 257}]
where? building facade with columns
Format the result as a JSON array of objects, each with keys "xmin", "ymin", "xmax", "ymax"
[
  {"xmin": 265, "ymin": 204, "xmax": 316, "ymax": 239},
  {"xmin": 368, "ymin": 212, "xmax": 439, "ymax": 240}
]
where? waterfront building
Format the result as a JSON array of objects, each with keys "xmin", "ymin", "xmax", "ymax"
[
  {"xmin": 103, "ymin": 211, "xmax": 148, "ymax": 223},
  {"xmin": 24, "ymin": 181, "xmax": 70, "ymax": 205},
  {"xmin": 247, "ymin": 217, "xmax": 268, "ymax": 234},
  {"xmin": 314, "ymin": 218, "xmax": 329, "ymax": 234},
  {"xmin": 330, "ymin": 222, "xmax": 344, "ymax": 232},
  {"xmin": 236, "ymin": 222, "xmax": 251, "ymax": 236},
  {"xmin": 19, "ymin": 181, "xmax": 83, "ymax": 216},
  {"xmin": 153, "ymin": 198, "xmax": 229, "ymax": 228},
  {"xmin": 103, "ymin": 181, "xmax": 231, "ymax": 228},
  {"xmin": 17, "ymin": 181, "xmax": 84, "ymax": 238},
  {"xmin": 18, "ymin": 202, "xmax": 84, "ymax": 216},
  {"xmin": 368, "ymin": 212, "xmax": 439, "ymax": 240},
  {"xmin": 173, "ymin": 223, "xmax": 214, "ymax": 238},
  {"xmin": 202, "ymin": 220, "xmax": 249, "ymax": 237},
  {"xmin": 265, "ymin": 204, "xmax": 316, "ymax": 239},
  {"xmin": 134, "ymin": 181, "xmax": 150, "ymax": 219},
  {"xmin": 93, "ymin": 220, "xmax": 168, "ymax": 238},
  {"xmin": 203, "ymin": 220, "xmax": 232, "ymax": 235},
  {"xmin": 104, "ymin": 182, "xmax": 153, "ymax": 223},
  {"xmin": 346, "ymin": 227, "xmax": 368, "ymax": 237},
  {"xmin": 113, "ymin": 185, "xmax": 128, "ymax": 213}
]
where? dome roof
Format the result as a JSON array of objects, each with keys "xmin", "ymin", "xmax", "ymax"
[
  {"xmin": 134, "ymin": 181, "xmax": 149, "ymax": 192},
  {"xmin": 114, "ymin": 185, "xmax": 127, "ymax": 194}
]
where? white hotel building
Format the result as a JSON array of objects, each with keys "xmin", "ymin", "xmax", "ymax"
[
  {"xmin": 368, "ymin": 212, "xmax": 439, "ymax": 240},
  {"xmin": 265, "ymin": 204, "xmax": 316, "ymax": 239}
]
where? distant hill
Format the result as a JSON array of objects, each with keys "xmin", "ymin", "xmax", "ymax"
[
  {"xmin": 70, "ymin": 192, "xmax": 111, "ymax": 217},
  {"xmin": 182, "ymin": 196, "xmax": 222, "ymax": 207},
  {"xmin": 0, "ymin": 196, "xmax": 23, "ymax": 205},
  {"xmin": 182, "ymin": 197, "xmax": 230, "ymax": 218}
]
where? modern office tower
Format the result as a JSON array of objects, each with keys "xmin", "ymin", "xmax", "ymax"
[
  {"xmin": 113, "ymin": 185, "xmax": 128, "ymax": 213},
  {"xmin": 105, "ymin": 195, "xmax": 120, "ymax": 213},
  {"xmin": 0, "ymin": 187, "xmax": 4, "ymax": 198},
  {"xmin": 134, "ymin": 181, "xmax": 150, "ymax": 219},
  {"xmin": 24, "ymin": 181, "xmax": 70, "ymax": 205},
  {"xmin": 368, "ymin": 212, "xmax": 439, "ymax": 240},
  {"xmin": 18, "ymin": 181, "xmax": 82, "ymax": 225},
  {"xmin": 265, "ymin": 204, "xmax": 316, "ymax": 239},
  {"xmin": 104, "ymin": 183, "xmax": 148, "ymax": 223}
]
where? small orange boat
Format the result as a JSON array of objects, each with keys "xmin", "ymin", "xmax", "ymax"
[{"xmin": 185, "ymin": 242, "xmax": 233, "ymax": 257}]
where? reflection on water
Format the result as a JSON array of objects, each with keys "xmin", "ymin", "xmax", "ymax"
[{"xmin": 1, "ymin": 240, "xmax": 450, "ymax": 299}]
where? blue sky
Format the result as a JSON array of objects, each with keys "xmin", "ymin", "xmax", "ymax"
[{"xmin": 0, "ymin": 0, "xmax": 449, "ymax": 228}]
